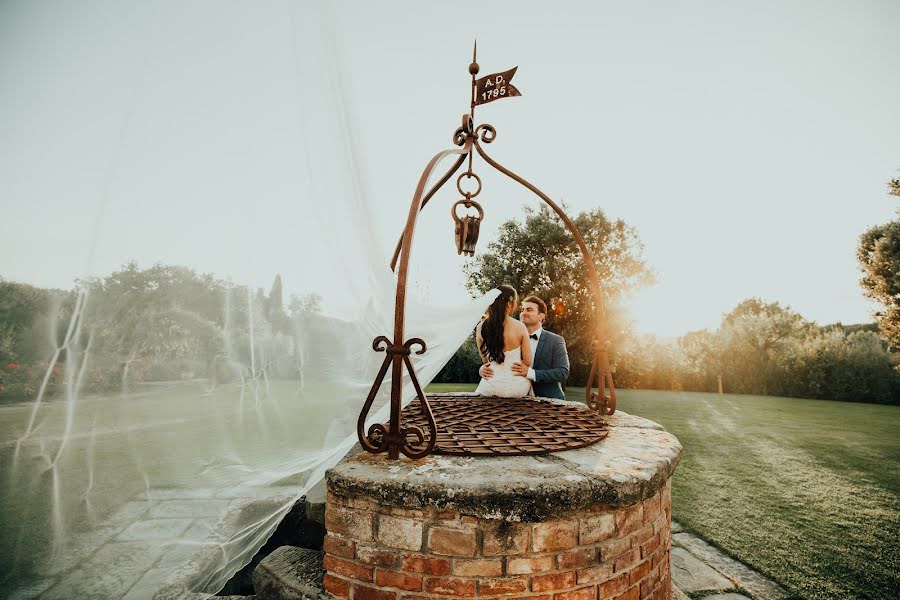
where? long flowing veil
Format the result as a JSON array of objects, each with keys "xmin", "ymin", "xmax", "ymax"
[{"xmin": 0, "ymin": 2, "xmax": 497, "ymax": 597}]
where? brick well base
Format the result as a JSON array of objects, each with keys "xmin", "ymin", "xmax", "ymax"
[{"xmin": 322, "ymin": 479, "xmax": 672, "ymax": 600}]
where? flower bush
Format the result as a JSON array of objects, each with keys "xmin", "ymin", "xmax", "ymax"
[
  {"xmin": 0, "ymin": 357, "xmax": 148, "ymax": 399},
  {"xmin": 0, "ymin": 361, "xmax": 63, "ymax": 399}
]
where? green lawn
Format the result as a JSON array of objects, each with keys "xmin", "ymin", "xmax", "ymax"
[{"xmin": 425, "ymin": 384, "xmax": 900, "ymax": 600}]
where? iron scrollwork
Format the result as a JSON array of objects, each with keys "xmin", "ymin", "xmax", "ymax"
[
  {"xmin": 357, "ymin": 336, "xmax": 438, "ymax": 458},
  {"xmin": 360, "ymin": 57, "xmax": 619, "ymax": 460}
]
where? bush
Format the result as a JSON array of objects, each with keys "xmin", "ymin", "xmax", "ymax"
[
  {"xmin": 0, "ymin": 361, "xmax": 63, "ymax": 399},
  {"xmin": 433, "ymin": 335, "xmax": 482, "ymax": 384},
  {"xmin": 782, "ymin": 330, "xmax": 898, "ymax": 403}
]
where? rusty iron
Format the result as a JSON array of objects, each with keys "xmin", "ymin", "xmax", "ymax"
[
  {"xmin": 452, "ymin": 199, "xmax": 483, "ymax": 256},
  {"xmin": 395, "ymin": 393, "xmax": 609, "ymax": 456},
  {"xmin": 471, "ymin": 127, "xmax": 617, "ymax": 416},
  {"xmin": 474, "ymin": 66, "xmax": 522, "ymax": 106},
  {"xmin": 358, "ymin": 46, "xmax": 617, "ymax": 460},
  {"xmin": 357, "ymin": 116, "xmax": 475, "ymax": 460}
]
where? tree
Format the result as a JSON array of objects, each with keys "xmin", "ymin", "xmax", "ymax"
[
  {"xmin": 717, "ymin": 299, "xmax": 813, "ymax": 395},
  {"xmin": 432, "ymin": 335, "xmax": 482, "ymax": 384},
  {"xmin": 858, "ymin": 175, "xmax": 900, "ymax": 348},
  {"xmin": 463, "ymin": 204, "xmax": 653, "ymax": 383},
  {"xmin": 289, "ymin": 293, "xmax": 322, "ymax": 318},
  {"xmin": 678, "ymin": 329, "xmax": 722, "ymax": 391},
  {"xmin": 81, "ymin": 262, "xmax": 229, "ymax": 362},
  {"xmin": 0, "ymin": 279, "xmax": 67, "ymax": 364}
]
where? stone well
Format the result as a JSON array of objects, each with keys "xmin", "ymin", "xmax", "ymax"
[{"xmin": 323, "ymin": 408, "xmax": 681, "ymax": 600}]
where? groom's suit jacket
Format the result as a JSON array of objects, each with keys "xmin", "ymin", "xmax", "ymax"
[{"xmin": 532, "ymin": 330, "xmax": 569, "ymax": 400}]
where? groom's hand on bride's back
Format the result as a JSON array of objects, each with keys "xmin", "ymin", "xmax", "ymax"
[
  {"xmin": 479, "ymin": 364, "xmax": 494, "ymax": 378},
  {"xmin": 510, "ymin": 361, "xmax": 529, "ymax": 377}
]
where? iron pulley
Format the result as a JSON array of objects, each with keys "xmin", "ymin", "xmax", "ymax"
[{"xmin": 452, "ymin": 172, "xmax": 484, "ymax": 257}]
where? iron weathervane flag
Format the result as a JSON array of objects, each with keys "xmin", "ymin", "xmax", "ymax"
[{"xmin": 474, "ymin": 66, "xmax": 522, "ymax": 106}]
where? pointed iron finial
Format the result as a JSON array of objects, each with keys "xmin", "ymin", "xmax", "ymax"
[{"xmin": 469, "ymin": 39, "xmax": 479, "ymax": 75}]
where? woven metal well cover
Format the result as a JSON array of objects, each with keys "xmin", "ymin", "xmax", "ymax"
[{"xmin": 397, "ymin": 393, "xmax": 609, "ymax": 456}]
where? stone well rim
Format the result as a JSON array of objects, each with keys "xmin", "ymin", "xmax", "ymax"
[{"xmin": 328, "ymin": 406, "xmax": 682, "ymax": 522}]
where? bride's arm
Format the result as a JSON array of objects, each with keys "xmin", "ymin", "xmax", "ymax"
[
  {"xmin": 475, "ymin": 320, "xmax": 488, "ymax": 364},
  {"xmin": 520, "ymin": 324, "xmax": 533, "ymax": 366}
]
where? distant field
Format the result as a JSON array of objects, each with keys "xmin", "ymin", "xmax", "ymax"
[{"xmin": 425, "ymin": 384, "xmax": 900, "ymax": 600}]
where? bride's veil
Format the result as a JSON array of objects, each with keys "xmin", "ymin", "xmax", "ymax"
[{"xmin": 0, "ymin": 2, "xmax": 498, "ymax": 597}]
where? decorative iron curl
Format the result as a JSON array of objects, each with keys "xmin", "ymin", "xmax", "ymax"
[
  {"xmin": 399, "ymin": 353, "xmax": 437, "ymax": 458},
  {"xmin": 357, "ymin": 353, "xmax": 393, "ymax": 453},
  {"xmin": 453, "ymin": 114, "xmax": 475, "ymax": 146},
  {"xmin": 365, "ymin": 422, "xmax": 388, "ymax": 451},
  {"xmin": 404, "ymin": 338, "xmax": 427, "ymax": 355},
  {"xmin": 401, "ymin": 425, "xmax": 425, "ymax": 447},
  {"xmin": 475, "ymin": 124, "xmax": 496, "ymax": 143},
  {"xmin": 358, "ymin": 336, "xmax": 435, "ymax": 455},
  {"xmin": 453, "ymin": 127, "xmax": 467, "ymax": 147}
]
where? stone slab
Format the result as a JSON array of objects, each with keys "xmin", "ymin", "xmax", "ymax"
[
  {"xmin": 156, "ymin": 540, "xmax": 210, "ymax": 569},
  {"xmin": 7, "ymin": 579, "xmax": 55, "ymax": 600},
  {"xmin": 672, "ymin": 533, "xmax": 790, "ymax": 599},
  {"xmin": 41, "ymin": 541, "xmax": 164, "ymax": 600},
  {"xmin": 122, "ymin": 567, "xmax": 175, "ymax": 600},
  {"xmin": 105, "ymin": 499, "xmax": 157, "ymax": 525},
  {"xmin": 37, "ymin": 525, "xmax": 122, "ymax": 576},
  {"xmin": 672, "ymin": 586, "xmax": 692, "ymax": 600},
  {"xmin": 148, "ymin": 498, "xmax": 232, "ymax": 519},
  {"xmin": 116, "ymin": 518, "xmax": 194, "ymax": 541},
  {"xmin": 671, "ymin": 547, "xmax": 734, "ymax": 593},
  {"xmin": 253, "ymin": 545, "xmax": 327, "ymax": 600},
  {"xmin": 154, "ymin": 496, "xmax": 300, "ymax": 599},
  {"xmin": 327, "ymin": 408, "xmax": 681, "ymax": 521},
  {"xmin": 147, "ymin": 488, "xmax": 220, "ymax": 500},
  {"xmin": 699, "ymin": 594, "xmax": 752, "ymax": 599}
]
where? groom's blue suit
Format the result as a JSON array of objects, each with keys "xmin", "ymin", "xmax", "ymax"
[{"xmin": 531, "ymin": 330, "xmax": 570, "ymax": 400}]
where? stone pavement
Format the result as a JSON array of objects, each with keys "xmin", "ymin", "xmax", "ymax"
[
  {"xmin": 249, "ymin": 528, "xmax": 791, "ymax": 600},
  {"xmin": 7, "ymin": 487, "xmax": 299, "ymax": 600},
  {"xmin": 669, "ymin": 521, "xmax": 789, "ymax": 600},
  {"xmin": 10, "ymin": 504, "xmax": 791, "ymax": 600}
]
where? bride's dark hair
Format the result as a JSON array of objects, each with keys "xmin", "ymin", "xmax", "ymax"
[{"xmin": 480, "ymin": 285, "xmax": 518, "ymax": 364}]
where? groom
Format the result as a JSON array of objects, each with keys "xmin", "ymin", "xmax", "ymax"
[{"xmin": 478, "ymin": 295, "xmax": 570, "ymax": 400}]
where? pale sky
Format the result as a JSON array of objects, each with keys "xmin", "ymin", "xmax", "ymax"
[{"xmin": 1, "ymin": 0, "xmax": 899, "ymax": 338}]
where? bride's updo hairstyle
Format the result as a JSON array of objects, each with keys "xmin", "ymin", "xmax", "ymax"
[{"xmin": 480, "ymin": 285, "xmax": 518, "ymax": 364}]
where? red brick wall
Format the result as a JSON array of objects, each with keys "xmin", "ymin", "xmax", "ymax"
[{"xmin": 323, "ymin": 479, "xmax": 673, "ymax": 600}]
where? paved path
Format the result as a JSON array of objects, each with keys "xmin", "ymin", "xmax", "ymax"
[
  {"xmin": 669, "ymin": 521, "xmax": 789, "ymax": 600},
  {"xmin": 9, "ymin": 493, "xmax": 790, "ymax": 600},
  {"xmin": 8, "ymin": 487, "xmax": 298, "ymax": 600}
]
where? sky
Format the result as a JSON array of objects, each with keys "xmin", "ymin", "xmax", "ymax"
[{"xmin": 1, "ymin": 0, "xmax": 899, "ymax": 338}]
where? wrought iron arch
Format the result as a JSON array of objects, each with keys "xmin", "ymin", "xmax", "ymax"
[{"xmin": 358, "ymin": 59, "xmax": 617, "ymax": 461}]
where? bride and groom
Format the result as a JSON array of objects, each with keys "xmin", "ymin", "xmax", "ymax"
[{"xmin": 474, "ymin": 285, "xmax": 570, "ymax": 400}]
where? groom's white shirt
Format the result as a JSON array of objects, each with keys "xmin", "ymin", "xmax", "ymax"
[{"xmin": 526, "ymin": 327, "xmax": 543, "ymax": 381}]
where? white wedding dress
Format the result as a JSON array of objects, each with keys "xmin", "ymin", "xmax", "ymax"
[{"xmin": 475, "ymin": 346, "xmax": 533, "ymax": 398}]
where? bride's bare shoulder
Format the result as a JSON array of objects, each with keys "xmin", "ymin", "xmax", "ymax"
[{"xmin": 508, "ymin": 317, "xmax": 528, "ymax": 334}]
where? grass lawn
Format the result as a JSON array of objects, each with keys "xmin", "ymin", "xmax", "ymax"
[{"xmin": 425, "ymin": 384, "xmax": 900, "ymax": 600}]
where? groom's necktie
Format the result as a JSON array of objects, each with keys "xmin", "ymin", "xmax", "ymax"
[{"xmin": 530, "ymin": 334, "xmax": 538, "ymax": 340}]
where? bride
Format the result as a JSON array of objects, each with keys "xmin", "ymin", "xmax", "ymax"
[{"xmin": 474, "ymin": 285, "xmax": 533, "ymax": 397}]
